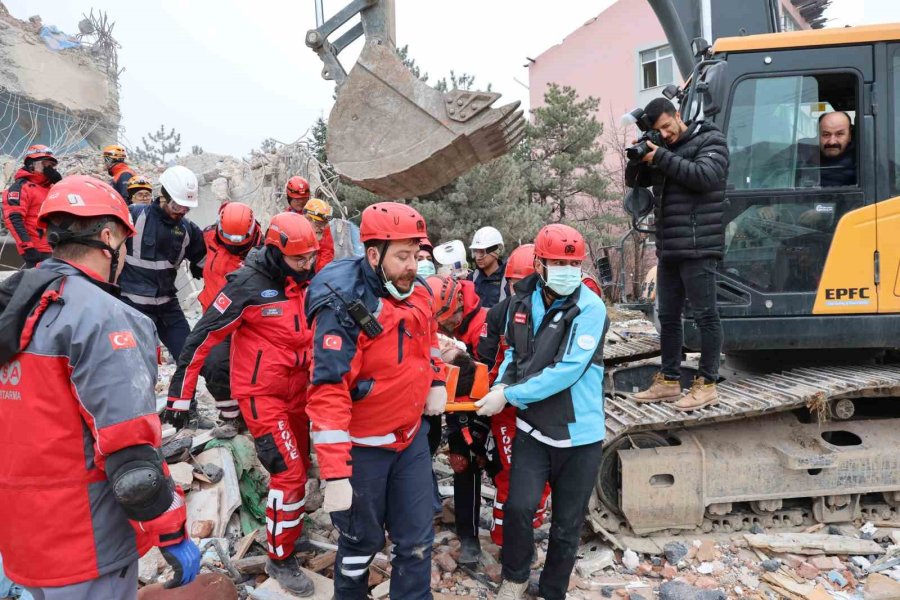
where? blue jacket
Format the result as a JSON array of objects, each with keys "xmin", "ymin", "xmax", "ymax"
[
  {"xmin": 118, "ymin": 201, "xmax": 206, "ymax": 305},
  {"xmin": 468, "ymin": 258, "xmax": 505, "ymax": 308},
  {"xmin": 498, "ymin": 273, "xmax": 608, "ymax": 447}
]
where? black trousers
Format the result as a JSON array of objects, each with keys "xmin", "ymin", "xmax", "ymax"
[
  {"xmin": 501, "ymin": 432, "xmax": 603, "ymax": 600},
  {"xmin": 656, "ymin": 257, "xmax": 722, "ymax": 382}
]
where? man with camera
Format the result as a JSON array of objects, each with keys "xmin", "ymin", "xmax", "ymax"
[{"xmin": 626, "ymin": 97, "xmax": 729, "ymax": 411}]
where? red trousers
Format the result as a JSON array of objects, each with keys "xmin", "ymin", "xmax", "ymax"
[
  {"xmin": 238, "ymin": 393, "xmax": 310, "ymax": 559},
  {"xmin": 490, "ymin": 406, "xmax": 550, "ymax": 545}
]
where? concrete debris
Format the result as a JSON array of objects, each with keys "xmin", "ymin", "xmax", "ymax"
[
  {"xmin": 761, "ymin": 558, "xmax": 782, "ymax": 572},
  {"xmin": 863, "ymin": 573, "xmax": 900, "ymax": 599},
  {"xmin": 746, "ymin": 533, "xmax": 886, "ymax": 556},
  {"xmin": 664, "ymin": 542, "xmax": 689, "ymax": 565},
  {"xmin": 138, "ymin": 547, "xmax": 166, "ymax": 585},
  {"xmin": 170, "ymin": 462, "xmax": 195, "ymax": 489},
  {"xmin": 622, "ymin": 549, "xmax": 640, "ymax": 571},
  {"xmin": 576, "ymin": 543, "xmax": 615, "ymax": 577},
  {"xmin": 657, "ymin": 580, "xmax": 726, "ymax": 600},
  {"xmin": 137, "ymin": 573, "xmax": 238, "ymax": 600},
  {"xmin": 250, "ymin": 568, "xmax": 333, "ymax": 600}
]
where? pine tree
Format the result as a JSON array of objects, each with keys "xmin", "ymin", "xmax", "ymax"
[{"xmin": 133, "ymin": 125, "xmax": 182, "ymax": 165}]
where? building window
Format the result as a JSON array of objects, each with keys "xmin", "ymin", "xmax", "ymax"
[
  {"xmin": 782, "ymin": 12, "xmax": 801, "ymax": 32},
  {"xmin": 640, "ymin": 45, "xmax": 674, "ymax": 90}
]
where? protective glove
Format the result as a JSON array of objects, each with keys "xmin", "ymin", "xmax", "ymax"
[
  {"xmin": 22, "ymin": 248, "xmax": 49, "ymax": 266},
  {"xmin": 475, "ymin": 387, "xmax": 507, "ymax": 417},
  {"xmin": 161, "ymin": 537, "xmax": 201, "ymax": 589},
  {"xmin": 323, "ymin": 478, "xmax": 353, "ymax": 513},
  {"xmin": 161, "ymin": 407, "xmax": 188, "ymax": 429},
  {"xmin": 424, "ymin": 385, "xmax": 447, "ymax": 416}
]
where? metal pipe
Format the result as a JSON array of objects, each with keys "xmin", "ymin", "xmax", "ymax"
[
  {"xmin": 314, "ymin": 0, "xmax": 324, "ymax": 27},
  {"xmin": 646, "ymin": 0, "xmax": 696, "ymax": 80}
]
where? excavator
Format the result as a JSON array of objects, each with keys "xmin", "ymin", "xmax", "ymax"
[{"xmin": 307, "ymin": 0, "xmax": 900, "ymax": 549}]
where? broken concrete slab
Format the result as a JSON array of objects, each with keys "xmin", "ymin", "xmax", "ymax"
[
  {"xmin": 249, "ymin": 568, "xmax": 333, "ymax": 599},
  {"xmin": 576, "ymin": 543, "xmax": 615, "ymax": 577},
  {"xmin": 137, "ymin": 572, "xmax": 238, "ymax": 600},
  {"xmin": 658, "ymin": 580, "xmax": 726, "ymax": 600},
  {"xmin": 189, "ymin": 447, "xmax": 241, "ymax": 538},
  {"xmin": 864, "ymin": 573, "xmax": 900, "ymax": 600},
  {"xmin": 170, "ymin": 462, "xmax": 195, "ymax": 489},
  {"xmin": 745, "ymin": 532, "xmax": 885, "ymax": 556}
]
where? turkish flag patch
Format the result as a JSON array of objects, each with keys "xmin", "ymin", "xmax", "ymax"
[
  {"xmin": 109, "ymin": 331, "xmax": 137, "ymax": 350},
  {"xmin": 213, "ymin": 292, "xmax": 232, "ymax": 313},
  {"xmin": 323, "ymin": 334, "xmax": 343, "ymax": 351},
  {"xmin": 7, "ymin": 192, "xmax": 18, "ymax": 200},
  {"xmin": 514, "ymin": 312, "xmax": 527, "ymax": 324}
]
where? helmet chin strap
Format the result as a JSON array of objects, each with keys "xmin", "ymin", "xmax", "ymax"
[{"xmin": 47, "ymin": 220, "xmax": 123, "ymax": 284}]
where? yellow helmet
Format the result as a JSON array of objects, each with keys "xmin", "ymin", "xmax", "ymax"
[
  {"xmin": 126, "ymin": 175, "xmax": 153, "ymax": 193},
  {"xmin": 303, "ymin": 198, "xmax": 333, "ymax": 222},
  {"xmin": 102, "ymin": 144, "xmax": 127, "ymax": 161}
]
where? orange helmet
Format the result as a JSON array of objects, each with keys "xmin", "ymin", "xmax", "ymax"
[
  {"xmin": 39, "ymin": 175, "xmax": 135, "ymax": 237},
  {"xmin": 504, "ymin": 243, "xmax": 536, "ymax": 280},
  {"xmin": 360, "ymin": 202, "xmax": 427, "ymax": 242},
  {"xmin": 426, "ymin": 275, "xmax": 463, "ymax": 322},
  {"xmin": 217, "ymin": 202, "xmax": 258, "ymax": 247},
  {"xmin": 24, "ymin": 144, "xmax": 56, "ymax": 164},
  {"xmin": 534, "ymin": 224, "xmax": 586, "ymax": 261},
  {"xmin": 285, "ymin": 176, "xmax": 311, "ymax": 201},
  {"xmin": 102, "ymin": 144, "xmax": 127, "ymax": 161},
  {"xmin": 126, "ymin": 175, "xmax": 153, "ymax": 194},
  {"xmin": 265, "ymin": 211, "xmax": 319, "ymax": 255},
  {"xmin": 303, "ymin": 198, "xmax": 333, "ymax": 222}
]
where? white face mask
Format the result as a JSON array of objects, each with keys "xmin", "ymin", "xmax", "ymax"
[{"xmin": 544, "ymin": 265, "xmax": 582, "ymax": 296}]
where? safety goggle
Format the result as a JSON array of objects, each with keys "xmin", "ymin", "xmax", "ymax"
[
  {"xmin": 218, "ymin": 222, "xmax": 257, "ymax": 244},
  {"xmin": 304, "ymin": 210, "xmax": 333, "ymax": 223}
]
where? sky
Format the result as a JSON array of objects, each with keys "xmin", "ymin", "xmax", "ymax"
[{"xmin": 3, "ymin": 0, "xmax": 895, "ymax": 158}]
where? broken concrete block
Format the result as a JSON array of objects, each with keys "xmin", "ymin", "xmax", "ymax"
[
  {"xmin": 810, "ymin": 555, "xmax": 843, "ymax": 571},
  {"xmin": 663, "ymin": 541, "xmax": 688, "ymax": 565},
  {"xmin": 658, "ymin": 581, "xmax": 727, "ymax": 600},
  {"xmin": 250, "ymin": 568, "xmax": 333, "ymax": 599},
  {"xmin": 370, "ymin": 580, "xmax": 390, "ymax": 599},
  {"xmin": 745, "ymin": 532, "xmax": 884, "ymax": 556},
  {"xmin": 864, "ymin": 573, "xmax": 900, "ymax": 600},
  {"xmin": 138, "ymin": 547, "xmax": 165, "ymax": 584},
  {"xmin": 191, "ymin": 520, "xmax": 215, "ymax": 539},
  {"xmin": 170, "ymin": 462, "xmax": 194, "ymax": 489},
  {"xmin": 434, "ymin": 550, "xmax": 457, "ymax": 573},
  {"xmin": 137, "ymin": 572, "xmax": 238, "ymax": 600},
  {"xmin": 622, "ymin": 549, "xmax": 639, "ymax": 570},
  {"xmin": 696, "ymin": 539, "xmax": 716, "ymax": 562},
  {"xmin": 576, "ymin": 543, "xmax": 614, "ymax": 577},
  {"xmin": 187, "ymin": 447, "xmax": 241, "ymax": 538}
]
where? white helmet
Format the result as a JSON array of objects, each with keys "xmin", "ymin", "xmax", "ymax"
[
  {"xmin": 434, "ymin": 239, "xmax": 467, "ymax": 267},
  {"xmin": 159, "ymin": 165, "xmax": 199, "ymax": 208},
  {"xmin": 469, "ymin": 226, "xmax": 504, "ymax": 251}
]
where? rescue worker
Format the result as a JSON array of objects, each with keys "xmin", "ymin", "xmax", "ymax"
[
  {"xmin": 126, "ymin": 175, "xmax": 154, "ymax": 205},
  {"xmin": 476, "ymin": 224, "xmax": 607, "ymax": 600},
  {"xmin": 427, "ymin": 275, "xmax": 491, "ymax": 567},
  {"xmin": 305, "ymin": 202, "xmax": 447, "ymax": 599},
  {"xmin": 0, "ymin": 175, "xmax": 200, "ymax": 598},
  {"xmin": 103, "ymin": 144, "xmax": 136, "ymax": 200},
  {"xmin": 167, "ymin": 212, "xmax": 319, "ymax": 596},
  {"xmin": 196, "ymin": 202, "xmax": 262, "ymax": 437},
  {"xmin": 284, "ymin": 175, "xmax": 311, "ymax": 213},
  {"xmin": 119, "ymin": 165, "xmax": 206, "ymax": 371},
  {"xmin": 468, "ymin": 226, "xmax": 506, "ymax": 308},
  {"xmin": 1, "ymin": 145, "xmax": 62, "ymax": 267},
  {"xmin": 302, "ymin": 197, "xmax": 335, "ymax": 272},
  {"xmin": 476, "ymin": 244, "xmax": 550, "ymax": 547}
]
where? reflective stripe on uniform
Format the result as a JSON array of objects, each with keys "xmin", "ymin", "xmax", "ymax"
[
  {"xmin": 516, "ymin": 417, "xmax": 573, "ymax": 448},
  {"xmin": 121, "ymin": 293, "xmax": 175, "ymax": 305},
  {"xmin": 124, "ymin": 255, "xmax": 173, "ymax": 270},
  {"xmin": 350, "ymin": 418, "xmax": 421, "ymax": 447},
  {"xmin": 312, "ymin": 430, "xmax": 351, "ymax": 444},
  {"xmin": 340, "ymin": 554, "xmax": 373, "ymax": 578},
  {"xmin": 168, "ymin": 399, "xmax": 191, "ymax": 411},
  {"xmin": 266, "ymin": 516, "xmax": 302, "ymax": 537}
]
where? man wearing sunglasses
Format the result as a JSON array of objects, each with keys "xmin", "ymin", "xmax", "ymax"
[{"xmin": 119, "ymin": 166, "xmax": 207, "ymax": 393}]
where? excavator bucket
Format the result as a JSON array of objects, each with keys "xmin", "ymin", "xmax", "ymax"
[{"xmin": 306, "ymin": 0, "xmax": 525, "ymax": 199}]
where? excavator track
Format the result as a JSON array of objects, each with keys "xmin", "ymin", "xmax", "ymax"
[
  {"xmin": 604, "ymin": 363, "xmax": 900, "ymax": 439},
  {"xmin": 602, "ymin": 332, "xmax": 661, "ymax": 366}
]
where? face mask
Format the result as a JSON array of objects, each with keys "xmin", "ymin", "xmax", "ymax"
[
  {"xmin": 44, "ymin": 166, "xmax": 62, "ymax": 184},
  {"xmin": 384, "ymin": 278, "xmax": 415, "ymax": 301},
  {"xmin": 417, "ymin": 260, "xmax": 436, "ymax": 277},
  {"xmin": 544, "ymin": 265, "xmax": 582, "ymax": 296}
]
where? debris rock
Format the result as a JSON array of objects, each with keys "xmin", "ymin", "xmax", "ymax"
[
  {"xmin": 810, "ymin": 555, "xmax": 843, "ymax": 571},
  {"xmin": 749, "ymin": 523, "xmax": 765, "ymax": 534},
  {"xmin": 190, "ymin": 520, "xmax": 214, "ymax": 539},
  {"xmin": 170, "ymin": 462, "xmax": 195, "ymax": 489},
  {"xmin": 576, "ymin": 543, "xmax": 615, "ymax": 577},
  {"xmin": 797, "ymin": 562, "xmax": 820, "ymax": 580},
  {"xmin": 370, "ymin": 580, "xmax": 390, "ymax": 599},
  {"xmin": 694, "ymin": 577, "xmax": 720, "ymax": 590},
  {"xmin": 696, "ymin": 540, "xmax": 717, "ymax": 562},
  {"xmin": 138, "ymin": 573, "xmax": 238, "ymax": 600},
  {"xmin": 852, "ymin": 556, "xmax": 873, "ymax": 570},
  {"xmin": 434, "ymin": 551, "xmax": 457, "ymax": 574},
  {"xmin": 696, "ymin": 562, "xmax": 714, "ymax": 575},
  {"xmin": 760, "ymin": 559, "xmax": 781, "ymax": 572},
  {"xmin": 658, "ymin": 580, "xmax": 727, "ymax": 600},
  {"xmin": 745, "ymin": 532, "xmax": 885, "ymax": 556},
  {"xmin": 738, "ymin": 569, "xmax": 760, "ymax": 590},
  {"xmin": 864, "ymin": 573, "xmax": 900, "ymax": 600},
  {"xmin": 828, "ymin": 569, "xmax": 847, "ymax": 587},
  {"xmin": 622, "ymin": 549, "xmax": 640, "ymax": 571},
  {"xmin": 138, "ymin": 547, "xmax": 165, "ymax": 584},
  {"xmin": 484, "ymin": 563, "xmax": 502, "ymax": 583},
  {"xmin": 664, "ymin": 542, "xmax": 688, "ymax": 565},
  {"xmin": 661, "ymin": 564, "xmax": 678, "ymax": 579}
]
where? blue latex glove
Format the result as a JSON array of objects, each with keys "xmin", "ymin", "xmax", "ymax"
[{"xmin": 161, "ymin": 538, "xmax": 201, "ymax": 588}]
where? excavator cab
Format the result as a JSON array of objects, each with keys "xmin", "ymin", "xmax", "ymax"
[{"xmin": 306, "ymin": 0, "xmax": 525, "ymax": 198}]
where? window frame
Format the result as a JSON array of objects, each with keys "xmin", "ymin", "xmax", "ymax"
[
  {"xmin": 889, "ymin": 46, "xmax": 900, "ymax": 196},
  {"xmin": 639, "ymin": 44, "xmax": 675, "ymax": 91}
]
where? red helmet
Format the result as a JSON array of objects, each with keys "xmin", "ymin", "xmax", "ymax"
[
  {"xmin": 582, "ymin": 274, "xmax": 603, "ymax": 297},
  {"xmin": 534, "ymin": 224, "xmax": 586, "ymax": 261},
  {"xmin": 426, "ymin": 275, "xmax": 462, "ymax": 322},
  {"xmin": 360, "ymin": 202, "xmax": 427, "ymax": 242},
  {"xmin": 285, "ymin": 176, "xmax": 311, "ymax": 201},
  {"xmin": 420, "ymin": 237, "xmax": 434, "ymax": 252},
  {"xmin": 39, "ymin": 175, "xmax": 135, "ymax": 236},
  {"xmin": 24, "ymin": 144, "xmax": 56, "ymax": 163},
  {"xmin": 265, "ymin": 211, "xmax": 319, "ymax": 255},
  {"xmin": 504, "ymin": 243, "xmax": 536, "ymax": 280},
  {"xmin": 217, "ymin": 202, "xmax": 258, "ymax": 247}
]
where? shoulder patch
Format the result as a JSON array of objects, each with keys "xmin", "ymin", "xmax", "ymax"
[
  {"xmin": 213, "ymin": 292, "xmax": 232, "ymax": 313},
  {"xmin": 323, "ymin": 334, "xmax": 343, "ymax": 351},
  {"xmin": 261, "ymin": 289, "xmax": 278, "ymax": 298},
  {"xmin": 109, "ymin": 331, "xmax": 137, "ymax": 350},
  {"xmin": 514, "ymin": 312, "xmax": 527, "ymax": 325},
  {"xmin": 576, "ymin": 334, "xmax": 597, "ymax": 351},
  {"xmin": 7, "ymin": 191, "xmax": 18, "ymax": 200}
]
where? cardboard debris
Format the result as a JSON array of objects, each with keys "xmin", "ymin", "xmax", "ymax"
[{"xmin": 745, "ymin": 533, "xmax": 885, "ymax": 556}]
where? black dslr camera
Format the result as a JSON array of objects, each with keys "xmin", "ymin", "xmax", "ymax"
[{"xmin": 623, "ymin": 107, "xmax": 665, "ymax": 165}]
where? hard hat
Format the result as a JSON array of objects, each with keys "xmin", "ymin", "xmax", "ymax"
[
  {"xmin": 217, "ymin": 202, "xmax": 257, "ymax": 247},
  {"xmin": 504, "ymin": 243, "xmax": 536, "ymax": 280},
  {"xmin": 433, "ymin": 239, "xmax": 467, "ymax": 267},
  {"xmin": 159, "ymin": 165, "xmax": 199, "ymax": 208},
  {"xmin": 359, "ymin": 202, "xmax": 427, "ymax": 242},
  {"xmin": 426, "ymin": 275, "xmax": 462, "ymax": 322},
  {"xmin": 469, "ymin": 226, "xmax": 504, "ymax": 250},
  {"xmin": 534, "ymin": 224, "xmax": 586, "ymax": 261},
  {"xmin": 126, "ymin": 175, "xmax": 153, "ymax": 194},
  {"xmin": 303, "ymin": 198, "xmax": 333, "ymax": 222},
  {"xmin": 39, "ymin": 175, "xmax": 135, "ymax": 237},
  {"xmin": 265, "ymin": 211, "xmax": 319, "ymax": 255},
  {"xmin": 24, "ymin": 144, "xmax": 56, "ymax": 164},
  {"xmin": 285, "ymin": 176, "xmax": 311, "ymax": 201},
  {"xmin": 102, "ymin": 144, "xmax": 127, "ymax": 161}
]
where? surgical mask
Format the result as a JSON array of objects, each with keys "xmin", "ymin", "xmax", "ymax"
[
  {"xmin": 384, "ymin": 278, "xmax": 416, "ymax": 301},
  {"xmin": 544, "ymin": 265, "xmax": 582, "ymax": 296},
  {"xmin": 417, "ymin": 260, "xmax": 436, "ymax": 277}
]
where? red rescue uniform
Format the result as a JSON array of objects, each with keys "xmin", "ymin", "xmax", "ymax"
[{"xmin": 1, "ymin": 169, "xmax": 53, "ymax": 255}]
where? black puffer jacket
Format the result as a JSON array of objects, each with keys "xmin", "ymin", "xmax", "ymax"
[{"xmin": 627, "ymin": 121, "xmax": 729, "ymax": 261}]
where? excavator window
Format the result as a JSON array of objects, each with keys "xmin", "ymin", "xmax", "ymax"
[
  {"xmin": 721, "ymin": 72, "xmax": 862, "ymax": 294},
  {"xmin": 891, "ymin": 49, "xmax": 900, "ymax": 195}
]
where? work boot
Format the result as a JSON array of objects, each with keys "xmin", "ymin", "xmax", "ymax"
[
  {"xmin": 266, "ymin": 553, "xmax": 315, "ymax": 597},
  {"xmin": 496, "ymin": 580, "xmax": 528, "ymax": 600},
  {"xmin": 458, "ymin": 536, "xmax": 481, "ymax": 567},
  {"xmin": 211, "ymin": 415, "xmax": 247, "ymax": 439},
  {"xmin": 186, "ymin": 409, "xmax": 216, "ymax": 430},
  {"xmin": 630, "ymin": 373, "xmax": 681, "ymax": 404},
  {"xmin": 672, "ymin": 378, "xmax": 719, "ymax": 412}
]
